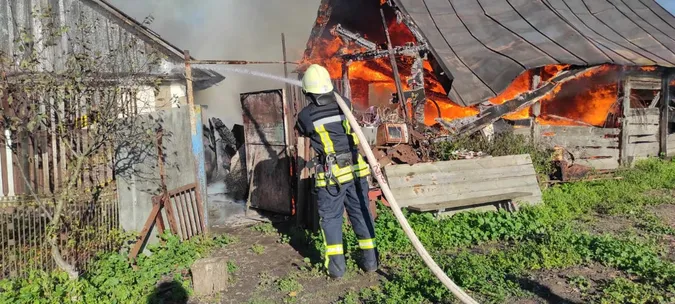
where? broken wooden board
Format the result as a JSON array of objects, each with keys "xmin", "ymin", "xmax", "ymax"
[
  {"xmin": 623, "ymin": 109, "xmax": 661, "ymax": 162},
  {"xmin": 537, "ymin": 125, "xmax": 620, "ymax": 170},
  {"xmin": 384, "ymin": 154, "xmax": 543, "ymax": 215},
  {"xmin": 668, "ymin": 134, "xmax": 675, "ymax": 157},
  {"xmin": 448, "ymin": 67, "xmax": 601, "ymax": 137}
]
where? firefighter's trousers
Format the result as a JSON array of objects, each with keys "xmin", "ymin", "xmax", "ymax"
[{"xmin": 317, "ymin": 176, "xmax": 378, "ymax": 278}]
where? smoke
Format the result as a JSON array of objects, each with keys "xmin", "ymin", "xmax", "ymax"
[{"xmin": 107, "ymin": 0, "xmax": 320, "ymax": 126}]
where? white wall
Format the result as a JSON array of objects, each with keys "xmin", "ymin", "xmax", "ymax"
[{"xmin": 107, "ymin": 0, "xmax": 321, "ymax": 127}]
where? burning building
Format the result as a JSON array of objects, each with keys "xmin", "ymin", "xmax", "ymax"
[{"xmin": 297, "ymin": 0, "xmax": 675, "ymax": 170}]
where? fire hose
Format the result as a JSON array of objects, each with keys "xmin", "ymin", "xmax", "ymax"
[{"xmin": 333, "ymin": 92, "xmax": 480, "ymax": 304}]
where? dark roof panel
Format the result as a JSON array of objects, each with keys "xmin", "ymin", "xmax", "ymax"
[{"xmin": 394, "ymin": 0, "xmax": 675, "ymax": 106}]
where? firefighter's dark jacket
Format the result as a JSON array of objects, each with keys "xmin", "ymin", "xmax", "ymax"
[{"xmin": 295, "ymin": 92, "xmax": 370, "ymax": 187}]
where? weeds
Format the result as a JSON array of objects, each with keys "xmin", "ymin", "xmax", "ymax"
[
  {"xmin": 251, "ymin": 222, "xmax": 277, "ymax": 235},
  {"xmin": 277, "ymin": 275, "xmax": 303, "ymax": 303},
  {"xmin": 251, "ymin": 244, "xmax": 265, "ymax": 255},
  {"xmin": 336, "ymin": 159, "xmax": 675, "ymax": 303},
  {"xmin": 432, "ymin": 131, "xmax": 555, "ymax": 179},
  {"xmin": 0, "ymin": 233, "xmax": 234, "ymax": 304}
]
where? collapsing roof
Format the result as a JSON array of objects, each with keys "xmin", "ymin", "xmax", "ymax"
[
  {"xmin": 302, "ymin": 0, "xmax": 675, "ymax": 107},
  {"xmin": 0, "ymin": 0, "xmax": 224, "ymax": 90}
]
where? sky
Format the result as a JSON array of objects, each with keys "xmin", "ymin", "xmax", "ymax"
[
  {"xmin": 656, "ymin": 0, "xmax": 675, "ymax": 14},
  {"xmin": 107, "ymin": 0, "xmax": 320, "ymax": 126}
]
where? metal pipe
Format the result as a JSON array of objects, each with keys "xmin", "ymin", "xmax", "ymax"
[{"xmin": 189, "ymin": 59, "xmax": 299, "ymax": 65}]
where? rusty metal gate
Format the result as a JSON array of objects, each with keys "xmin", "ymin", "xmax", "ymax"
[{"xmin": 240, "ymin": 89, "xmax": 293, "ymax": 215}]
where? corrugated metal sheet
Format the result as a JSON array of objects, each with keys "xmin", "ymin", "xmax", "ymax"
[
  {"xmin": 0, "ymin": 0, "xmax": 223, "ymax": 90},
  {"xmin": 302, "ymin": 0, "xmax": 675, "ymax": 107}
]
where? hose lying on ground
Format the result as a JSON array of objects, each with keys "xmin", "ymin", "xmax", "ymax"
[{"xmin": 333, "ymin": 92, "xmax": 480, "ymax": 304}]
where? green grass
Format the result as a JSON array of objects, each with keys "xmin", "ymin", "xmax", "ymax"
[{"xmin": 330, "ymin": 158, "xmax": 675, "ymax": 303}]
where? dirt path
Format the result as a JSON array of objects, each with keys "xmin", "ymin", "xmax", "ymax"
[{"xmin": 196, "ymin": 223, "xmax": 384, "ymax": 304}]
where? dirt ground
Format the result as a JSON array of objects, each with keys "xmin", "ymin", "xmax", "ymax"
[
  {"xmin": 188, "ymin": 200, "xmax": 675, "ymax": 304},
  {"xmin": 508, "ymin": 202, "xmax": 675, "ymax": 304},
  {"xmin": 193, "ymin": 222, "xmax": 384, "ymax": 304}
]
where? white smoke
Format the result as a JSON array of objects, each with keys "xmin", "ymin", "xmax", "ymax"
[{"xmin": 107, "ymin": 0, "xmax": 320, "ymax": 126}]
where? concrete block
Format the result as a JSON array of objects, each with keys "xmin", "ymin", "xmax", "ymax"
[{"xmin": 190, "ymin": 256, "xmax": 229, "ymax": 296}]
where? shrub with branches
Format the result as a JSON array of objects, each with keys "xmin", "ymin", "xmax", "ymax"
[{"xmin": 0, "ymin": 7, "xmax": 170, "ymax": 279}]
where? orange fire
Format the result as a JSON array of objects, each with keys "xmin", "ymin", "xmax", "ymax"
[
  {"xmin": 641, "ymin": 66, "xmax": 657, "ymax": 71},
  {"xmin": 301, "ymin": 4, "xmax": 625, "ymax": 129}
]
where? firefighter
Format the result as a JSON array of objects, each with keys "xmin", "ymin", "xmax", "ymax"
[{"xmin": 295, "ymin": 64, "xmax": 378, "ymax": 278}]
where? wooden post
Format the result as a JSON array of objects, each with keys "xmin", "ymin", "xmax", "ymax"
[
  {"xmin": 5, "ymin": 129, "xmax": 14, "ymax": 197},
  {"xmin": 620, "ymin": 76, "xmax": 632, "ymax": 166},
  {"xmin": 661, "ymin": 70, "xmax": 672, "ymax": 157},
  {"xmin": 531, "ymin": 74, "xmax": 542, "ymax": 142},
  {"xmin": 183, "ymin": 50, "xmax": 207, "ymax": 233},
  {"xmin": 342, "ymin": 60, "xmax": 352, "ymax": 100}
]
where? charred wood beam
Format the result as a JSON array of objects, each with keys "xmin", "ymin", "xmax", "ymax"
[
  {"xmin": 332, "ymin": 24, "xmax": 377, "ymax": 51},
  {"xmin": 438, "ymin": 67, "xmax": 600, "ymax": 138},
  {"xmin": 301, "ymin": 0, "xmax": 333, "ymax": 61},
  {"xmin": 542, "ymin": 114, "xmax": 594, "ymax": 127},
  {"xmin": 410, "ymin": 56, "xmax": 427, "ymax": 126},
  {"xmin": 341, "ymin": 44, "xmax": 428, "ymax": 62}
]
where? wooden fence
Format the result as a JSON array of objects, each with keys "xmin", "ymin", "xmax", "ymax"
[
  {"xmin": 622, "ymin": 108, "xmax": 662, "ymax": 162},
  {"xmin": 0, "ymin": 189, "xmax": 119, "ymax": 279},
  {"xmin": 0, "ymin": 87, "xmax": 142, "ymax": 278},
  {"xmin": 537, "ymin": 125, "xmax": 621, "ymax": 170}
]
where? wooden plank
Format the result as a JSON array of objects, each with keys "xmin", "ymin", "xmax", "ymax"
[
  {"xmin": 402, "ymin": 187, "xmax": 543, "ymax": 208},
  {"xmin": 626, "ymin": 142, "xmax": 660, "ymax": 157},
  {"xmin": 129, "ymin": 200, "xmax": 161, "ymax": 260},
  {"xmin": 407, "ymin": 192, "xmax": 532, "ymax": 212},
  {"xmin": 625, "ymin": 124, "xmax": 660, "ymax": 135},
  {"xmin": 574, "ymin": 158, "xmax": 620, "ymax": 170},
  {"xmin": 628, "ymin": 107, "xmax": 661, "ymax": 117},
  {"xmin": 388, "ymin": 164, "xmax": 537, "ymax": 189},
  {"xmin": 392, "ymin": 174, "xmax": 539, "ymax": 202},
  {"xmin": 628, "ymin": 80, "xmax": 662, "ymax": 90},
  {"xmin": 668, "ymin": 134, "xmax": 675, "ymax": 157},
  {"xmin": 385, "ymin": 154, "xmax": 533, "ymax": 177},
  {"xmin": 628, "ymin": 134, "xmax": 659, "ymax": 144},
  {"xmin": 541, "ymin": 136, "xmax": 619, "ymax": 148},
  {"xmin": 538, "ymin": 125, "xmax": 620, "ymax": 136},
  {"xmin": 565, "ymin": 147, "xmax": 620, "ymax": 159},
  {"xmin": 626, "ymin": 114, "xmax": 661, "ymax": 124},
  {"xmin": 621, "ymin": 79, "xmax": 632, "ymax": 166},
  {"xmin": 661, "ymin": 74, "xmax": 671, "ymax": 157}
]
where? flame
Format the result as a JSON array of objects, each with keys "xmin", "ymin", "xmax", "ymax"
[
  {"xmin": 640, "ymin": 66, "xmax": 657, "ymax": 71},
  {"xmin": 300, "ymin": 2, "xmax": 623, "ymax": 129}
]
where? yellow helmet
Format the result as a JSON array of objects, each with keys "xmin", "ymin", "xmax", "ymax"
[{"xmin": 302, "ymin": 64, "xmax": 333, "ymax": 94}]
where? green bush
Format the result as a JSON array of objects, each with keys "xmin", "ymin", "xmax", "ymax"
[
  {"xmin": 432, "ymin": 131, "xmax": 555, "ymax": 180},
  {"xmin": 0, "ymin": 233, "xmax": 234, "ymax": 304}
]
